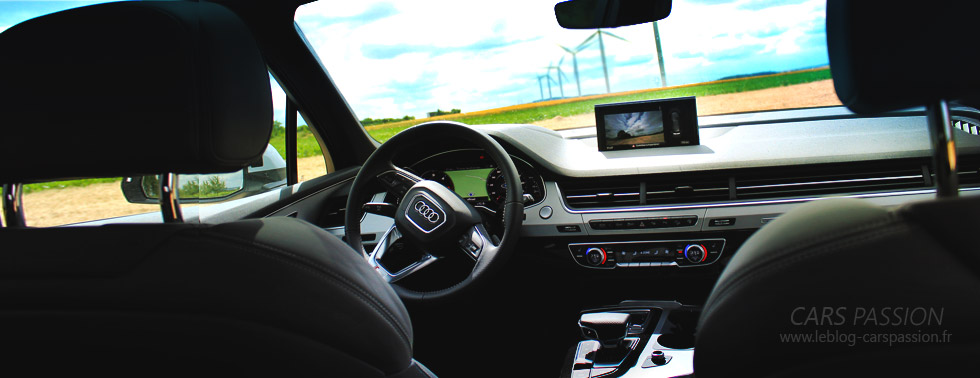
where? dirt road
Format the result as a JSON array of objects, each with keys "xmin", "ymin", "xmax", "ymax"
[
  {"xmin": 532, "ymin": 79, "xmax": 840, "ymax": 130},
  {"xmin": 21, "ymin": 80, "xmax": 839, "ymax": 227}
]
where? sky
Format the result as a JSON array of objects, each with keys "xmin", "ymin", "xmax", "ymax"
[
  {"xmin": 294, "ymin": 0, "xmax": 829, "ymax": 121},
  {"xmin": 605, "ymin": 111, "xmax": 663, "ymax": 139},
  {"xmin": 0, "ymin": 0, "xmax": 830, "ymax": 125}
]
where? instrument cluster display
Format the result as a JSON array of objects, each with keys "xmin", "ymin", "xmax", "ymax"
[{"xmin": 410, "ymin": 150, "xmax": 545, "ymax": 211}]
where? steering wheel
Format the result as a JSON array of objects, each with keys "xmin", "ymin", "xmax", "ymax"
[{"xmin": 345, "ymin": 122, "xmax": 524, "ymax": 301}]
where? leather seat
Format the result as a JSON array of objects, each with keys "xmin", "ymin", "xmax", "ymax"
[
  {"xmin": 694, "ymin": 2, "xmax": 980, "ymax": 376},
  {"xmin": 0, "ymin": 2, "xmax": 433, "ymax": 377}
]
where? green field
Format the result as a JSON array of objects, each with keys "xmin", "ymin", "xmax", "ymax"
[
  {"xmin": 23, "ymin": 177, "xmax": 121, "ymax": 194},
  {"xmin": 22, "ymin": 125, "xmax": 322, "ymax": 194},
  {"xmin": 364, "ymin": 68, "xmax": 831, "ymax": 142},
  {"xmin": 268, "ymin": 124, "xmax": 324, "ymax": 160},
  {"xmin": 21, "ymin": 68, "xmax": 829, "ymax": 194}
]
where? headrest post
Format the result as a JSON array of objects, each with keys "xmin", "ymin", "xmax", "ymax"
[
  {"xmin": 160, "ymin": 173, "xmax": 183, "ymax": 223},
  {"xmin": 926, "ymin": 99, "xmax": 959, "ymax": 198},
  {"xmin": 2, "ymin": 184, "xmax": 26, "ymax": 228}
]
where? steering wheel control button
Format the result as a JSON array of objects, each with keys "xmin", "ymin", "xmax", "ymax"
[
  {"xmin": 404, "ymin": 194, "xmax": 447, "ymax": 233},
  {"xmin": 459, "ymin": 228, "xmax": 485, "ymax": 258},
  {"xmin": 538, "ymin": 205, "xmax": 553, "ymax": 219},
  {"xmin": 569, "ymin": 239, "xmax": 725, "ymax": 269}
]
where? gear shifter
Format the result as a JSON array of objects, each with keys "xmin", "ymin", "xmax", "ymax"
[{"xmin": 578, "ymin": 312, "xmax": 630, "ymax": 348}]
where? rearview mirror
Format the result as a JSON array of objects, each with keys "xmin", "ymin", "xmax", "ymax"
[
  {"xmin": 555, "ymin": 0, "xmax": 672, "ymax": 29},
  {"xmin": 121, "ymin": 144, "xmax": 287, "ymax": 204}
]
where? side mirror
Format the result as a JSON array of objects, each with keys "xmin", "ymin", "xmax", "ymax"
[
  {"xmin": 121, "ymin": 144, "xmax": 287, "ymax": 204},
  {"xmin": 555, "ymin": 0, "xmax": 672, "ymax": 29}
]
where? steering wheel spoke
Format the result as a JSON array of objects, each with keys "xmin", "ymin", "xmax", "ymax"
[
  {"xmin": 457, "ymin": 223, "xmax": 493, "ymax": 260},
  {"xmin": 368, "ymin": 225, "xmax": 440, "ymax": 283},
  {"xmin": 377, "ymin": 165, "xmax": 422, "ymax": 199}
]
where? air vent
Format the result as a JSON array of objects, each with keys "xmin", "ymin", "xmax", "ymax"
[
  {"xmin": 645, "ymin": 178, "xmax": 731, "ymax": 205},
  {"xmin": 560, "ymin": 176, "xmax": 732, "ymax": 209},
  {"xmin": 560, "ymin": 159, "xmax": 939, "ymax": 210},
  {"xmin": 949, "ymin": 156, "xmax": 980, "ymax": 186},
  {"xmin": 735, "ymin": 161, "xmax": 928, "ymax": 200},
  {"xmin": 953, "ymin": 117, "xmax": 980, "ymax": 136},
  {"xmin": 561, "ymin": 180, "xmax": 641, "ymax": 208}
]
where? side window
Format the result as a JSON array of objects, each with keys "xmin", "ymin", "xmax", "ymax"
[
  {"xmin": 17, "ymin": 179, "xmax": 161, "ymax": 227},
  {"xmin": 8, "ymin": 75, "xmax": 334, "ymax": 227},
  {"xmin": 269, "ymin": 75, "xmax": 333, "ymax": 182}
]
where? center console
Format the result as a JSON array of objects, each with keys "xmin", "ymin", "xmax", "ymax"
[{"xmin": 565, "ymin": 301, "xmax": 699, "ymax": 378}]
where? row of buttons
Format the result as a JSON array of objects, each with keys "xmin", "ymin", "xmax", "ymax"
[
  {"xmin": 568, "ymin": 239, "xmax": 725, "ymax": 269},
  {"xmin": 589, "ymin": 216, "xmax": 698, "ymax": 230},
  {"xmin": 617, "ymin": 262, "xmax": 677, "ymax": 268}
]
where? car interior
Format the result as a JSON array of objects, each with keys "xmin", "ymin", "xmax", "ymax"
[{"xmin": 1, "ymin": 0, "xmax": 978, "ymax": 377}]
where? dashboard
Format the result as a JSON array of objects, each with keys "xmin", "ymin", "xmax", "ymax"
[{"xmin": 377, "ymin": 105, "xmax": 980, "ymax": 274}]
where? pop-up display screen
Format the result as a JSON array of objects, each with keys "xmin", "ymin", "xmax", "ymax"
[{"xmin": 595, "ymin": 97, "xmax": 699, "ymax": 151}]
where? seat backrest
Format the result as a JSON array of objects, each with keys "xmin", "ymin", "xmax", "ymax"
[
  {"xmin": 694, "ymin": 1, "xmax": 980, "ymax": 376},
  {"xmin": 0, "ymin": 3, "xmax": 426, "ymax": 376},
  {"xmin": 0, "ymin": 218, "xmax": 417, "ymax": 376}
]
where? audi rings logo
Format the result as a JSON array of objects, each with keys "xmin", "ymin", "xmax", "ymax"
[
  {"xmin": 405, "ymin": 194, "xmax": 446, "ymax": 233},
  {"xmin": 414, "ymin": 201, "xmax": 441, "ymax": 223}
]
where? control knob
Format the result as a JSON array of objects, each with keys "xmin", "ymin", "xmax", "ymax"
[
  {"xmin": 585, "ymin": 247, "xmax": 607, "ymax": 266},
  {"xmin": 684, "ymin": 244, "xmax": 706, "ymax": 264}
]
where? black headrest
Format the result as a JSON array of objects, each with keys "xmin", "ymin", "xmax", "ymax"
[
  {"xmin": 827, "ymin": 1, "xmax": 980, "ymax": 114},
  {"xmin": 0, "ymin": 1, "xmax": 272, "ymax": 183}
]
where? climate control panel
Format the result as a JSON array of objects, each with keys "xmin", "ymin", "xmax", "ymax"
[{"xmin": 568, "ymin": 239, "xmax": 726, "ymax": 269}]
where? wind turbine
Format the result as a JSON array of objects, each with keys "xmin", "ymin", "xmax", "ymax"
[
  {"xmin": 542, "ymin": 70, "xmax": 554, "ymax": 99},
  {"xmin": 559, "ymin": 43, "xmax": 587, "ymax": 96},
  {"xmin": 535, "ymin": 75, "xmax": 546, "ymax": 100},
  {"xmin": 546, "ymin": 59, "xmax": 570, "ymax": 99},
  {"xmin": 653, "ymin": 21, "xmax": 667, "ymax": 87},
  {"xmin": 579, "ymin": 29, "xmax": 627, "ymax": 93}
]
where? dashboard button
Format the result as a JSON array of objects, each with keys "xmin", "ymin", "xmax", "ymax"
[
  {"xmin": 538, "ymin": 206, "xmax": 553, "ymax": 219},
  {"xmin": 708, "ymin": 218, "xmax": 735, "ymax": 227},
  {"xmin": 557, "ymin": 225, "xmax": 581, "ymax": 233}
]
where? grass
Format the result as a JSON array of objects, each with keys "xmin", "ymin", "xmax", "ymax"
[
  {"xmin": 20, "ymin": 68, "xmax": 829, "ymax": 194},
  {"xmin": 23, "ymin": 177, "xmax": 121, "ymax": 194},
  {"xmin": 268, "ymin": 125, "xmax": 323, "ymax": 160},
  {"xmin": 23, "ymin": 127, "xmax": 324, "ymax": 194},
  {"xmin": 365, "ymin": 67, "xmax": 832, "ymax": 142}
]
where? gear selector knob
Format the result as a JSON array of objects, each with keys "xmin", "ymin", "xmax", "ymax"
[{"xmin": 579, "ymin": 312, "xmax": 630, "ymax": 348}]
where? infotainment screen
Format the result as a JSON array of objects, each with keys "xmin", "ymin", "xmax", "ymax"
[{"xmin": 595, "ymin": 97, "xmax": 699, "ymax": 151}]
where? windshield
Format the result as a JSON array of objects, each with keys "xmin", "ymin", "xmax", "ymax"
[{"xmin": 295, "ymin": 0, "xmax": 836, "ymax": 141}]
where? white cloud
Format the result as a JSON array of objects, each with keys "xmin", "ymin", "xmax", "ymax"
[{"xmin": 290, "ymin": 0, "xmax": 828, "ymax": 121}]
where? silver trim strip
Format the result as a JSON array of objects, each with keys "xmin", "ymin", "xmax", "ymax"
[
  {"xmin": 556, "ymin": 184, "xmax": 980, "ymax": 214},
  {"xmin": 736, "ymin": 175, "xmax": 923, "ymax": 190}
]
